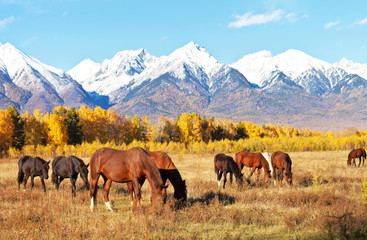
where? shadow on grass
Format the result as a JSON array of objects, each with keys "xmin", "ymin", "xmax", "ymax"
[{"xmin": 188, "ymin": 191, "xmax": 235, "ymax": 206}]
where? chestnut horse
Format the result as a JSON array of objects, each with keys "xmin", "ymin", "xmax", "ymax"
[
  {"xmin": 235, "ymin": 152, "xmax": 271, "ymax": 182},
  {"xmin": 347, "ymin": 148, "xmax": 366, "ymax": 167},
  {"xmin": 89, "ymin": 147, "xmax": 167, "ymax": 211},
  {"xmin": 126, "ymin": 150, "xmax": 187, "ymax": 206},
  {"xmin": 214, "ymin": 153, "xmax": 243, "ymax": 188},
  {"xmin": 17, "ymin": 156, "xmax": 50, "ymax": 192},
  {"xmin": 271, "ymin": 151, "xmax": 293, "ymax": 187}
]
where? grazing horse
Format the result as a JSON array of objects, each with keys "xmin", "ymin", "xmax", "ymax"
[
  {"xmin": 214, "ymin": 153, "xmax": 243, "ymax": 188},
  {"xmin": 51, "ymin": 156, "xmax": 90, "ymax": 196},
  {"xmin": 126, "ymin": 150, "xmax": 187, "ymax": 207},
  {"xmin": 17, "ymin": 155, "xmax": 50, "ymax": 192},
  {"xmin": 148, "ymin": 151, "xmax": 187, "ymax": 205},
  {"xmin": 235, "ymin": 151, "xmax": 271, "ymax": 182},
  {"xmin": 271, "ymin": 151, "xmax": 293, "ymax": 187},
  {"xmin": 89, "ymin": 147, "xmax": 167, "ymax": 211},
  {"xmin": 347, "ymin": 148, "xmax": 366, "ymax": 167}
]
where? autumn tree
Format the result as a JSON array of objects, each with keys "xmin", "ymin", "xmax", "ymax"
[{"xmin": 0, "ymin": 110, "xmax": 15, "ymax": 154}]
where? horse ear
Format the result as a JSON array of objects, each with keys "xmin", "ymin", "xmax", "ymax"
[
  {"xmin": 47, "ymin": 161, "xmax": 50, "ymax": 165},
  {"xmin": 86, "ymin": 163, "xmax": 89, "ymax": 168}
]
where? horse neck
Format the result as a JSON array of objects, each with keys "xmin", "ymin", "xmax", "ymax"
[
  {"xmin": 260, "ymin": 157, "xmax": 270, "ymax": 171},
  {"xmin": 166, "ymin": 169, "xmax": 184, "ymax": 190},
  {"xmin": 229, "ymin": 162, "xmax": 242, "ymax": 178},
  {"xmin": 144, "ymin": 167, "xmax": 164, "ymax": 194}
]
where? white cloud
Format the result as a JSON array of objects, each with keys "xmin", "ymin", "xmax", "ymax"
[
  {"xmin": 0, "ymin": 16, "xmax": 15, "ymax": 29},
  {"xmin": 228, "ymin": 9, "xmax": 284, "ymax": 28},
  {"xmin": 286, "ymin": 13, "xmax": 309, "ymax": 23},
  {"xmin": 324, "ymin": 21, "xmax": 340, "ymax": 29},
  {"xmin": 357, "ymin": 18, "xmax": 367, "ymax": 25}
]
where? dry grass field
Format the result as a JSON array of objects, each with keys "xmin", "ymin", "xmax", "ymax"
[{"xmin": 1, "ymin": 151, "xmax": 367, "ymax": 239}]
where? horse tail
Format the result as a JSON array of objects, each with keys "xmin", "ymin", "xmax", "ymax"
[
  {"xmin": 17, "ymin": 156, "xmax": 28, "ymax": 184},
  {"xmin": 17, "ymin": 167, "xmax": 24, "ymax": 185},
  {"xmin": 51, "ymin": 169, "xmax": 57, "ymax": 184}
]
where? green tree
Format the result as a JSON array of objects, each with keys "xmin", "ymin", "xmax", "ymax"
[
  {"xmin": 65, "ymin": 107, "xmax": 83, "ymax": 145},
  {"xmin": 7, "ymin": 106, "xmax": 25, "ymax": 150}
]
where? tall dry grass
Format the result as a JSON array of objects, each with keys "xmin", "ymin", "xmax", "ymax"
[{"xmin": 1, "ymin": 151, "xmax": 367, "ymax": 239}]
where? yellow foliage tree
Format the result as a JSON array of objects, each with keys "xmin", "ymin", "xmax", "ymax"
[
  {"xmin": 44, "ymin": 113, "xmax": 68, "ymax": 146},
  {"xmin": 0, "ymin": 110, "xmax": 15, "ymax": 153}
]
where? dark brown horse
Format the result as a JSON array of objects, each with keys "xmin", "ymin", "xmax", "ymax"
[
  {"xmin": 271, "ymin": 151, "xmax": 293, "ymax": 187},
  {"xmin": 51, "ymin": 156, "xmax": 89, "ymax": 196},
  {"xmin": 17, "ymin": 155, "xmax": 50, "ymax": 192},
  {"xmin": 347, "ymin": 148, "xmax": 366, "ymax": 167},
  {"xmin": 214, "ymin": 153, "xmax": 243, "ymax": 188},
  {"xmin": 148, "ymin": 151, "xmax": 187, "ymax": 205},
  {"xmin": 126, "ymin": 150, "xmax": 187, "ymax": 207},
  {"xmin": 235, "ymin": 151, "xmax": 271, "ymax": 182},
  {"xmin": 89, "ymin": 147, "xmax": 167, "ymax": 211}
]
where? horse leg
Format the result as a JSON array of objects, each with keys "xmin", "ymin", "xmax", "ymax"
[
  {"xmin": 223, "ymin": 171, "xmax": 228, "ymax": 189},
  {"xmin": 217, "ymin": 171, "xmax": 223, "ymax": 188},
  {"xmin": 358, "ymin": 157, "xmax": 362, "ymax": 167},
  {"xmin": 127, "ymin": 182, "xmax": 134, "ymax": 206},
  {"xmin": 23, "ymin": 175, "xmax": 29, "ymax": 191},
  {"xmin": 102, "ymin": 179, "xmax": 113, "ymax": 211},
  {"xmin": 273, "ymin": 167, "xmax": 277, "ymax": 187},
  {"xmin": 41, "ymin": 177, "xmax": 46, "ymax": 193},
  {"xmin": 70, "ymin": 177, "xmax": 76, "ymax": 197},
  {"xmin": 132, "ymin": 178, "xmax": 141, "ymax": 211},
  {"xmin": 90, "ymin": 173, "xmax": 100, "ymax": 212},
  {"xmin": 30, "ymin": 175, "xmax": 35, "ymax": 190}
]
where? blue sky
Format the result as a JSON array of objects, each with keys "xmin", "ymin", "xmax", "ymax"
[{"xmin": 1, "ymin": 0, "xmax": 367, "ymax": 71}]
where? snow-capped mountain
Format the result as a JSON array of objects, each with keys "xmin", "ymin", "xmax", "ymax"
[
  {"xmin": 230, "ymin": 49, "xmax": 367, "ymax": 96},
  {"xmin": 0, "ymin": 43, "xmax": 95, "ymax": 112},
  {"xmin": 68, "ymin": 48, "xmax": 157, "ymax": 96},
  {"xmin": 334, "ymin": 58, "xmax": 367, "ymax": 80},
  {"xmin": 1, "ymin": 41, "xmax": 367, "ymax": 130}
]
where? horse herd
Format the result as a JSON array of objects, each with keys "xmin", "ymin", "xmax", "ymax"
[{"xmin": 16, "ymin": 147, "xmax": 366, "ymax": 211}]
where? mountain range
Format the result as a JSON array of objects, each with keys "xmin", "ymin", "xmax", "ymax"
[{"xmin": 1, "ymin": 41, "xmax": 366, "ymax": 131}]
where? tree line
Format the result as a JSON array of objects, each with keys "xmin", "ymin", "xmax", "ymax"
[{"xmin": 0, "ymin": 106, "xmax": 366, "ymax": 156}]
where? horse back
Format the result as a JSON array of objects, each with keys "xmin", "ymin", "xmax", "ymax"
[
  {"xmin": 148, "ymin": 151, "xmax": 177, "ymax": 170},
  {"xmin": 272, "ymin": 151, "xmax": 291, "ymax": 170},
  {"xmin": 18, "ymin": 155, "xmax": 34, "ymax": 174},
  {"xmin": 90, "ymin": 147, "xmax": 160, "ymax": 183}
]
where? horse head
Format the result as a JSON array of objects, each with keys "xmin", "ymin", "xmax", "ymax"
[
  {"xmin": 285, "ymin": 171, "xmax": 293, "ymax": 186},
  {"xmin": 42, "ymin": 160, "xmax": 50, "ymax": 179},
  {"xmin": 151, "ymin": 184, "xmax": 168, "ymax": 206},
  {"xmin": 80, "ymin": 163, "xmax": 90, "ymax": 190},
  {"xmin": 236, "ymin": 173, "xmax": 244, "ymax": 187},
  {"xmin": 174, "ymin": 179, "xmax": 188, "ymax": 206}
]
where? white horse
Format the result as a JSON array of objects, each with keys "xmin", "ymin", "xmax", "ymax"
[{"xmin": 261, "ymin": 152, "xmax": 276, "ymax": 186}]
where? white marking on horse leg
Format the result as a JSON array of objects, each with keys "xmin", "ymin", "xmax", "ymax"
[
  {"xmin": 131, "ymin": 201, "xmax": 133, "ymax": 206},
  {"xmin": 90, "ymin": 197, "xmax": 95, "ymax": 212},
  {"xmin": 105, "ymin": 201, "xmax": 113, "ymax": 211},
  {"xmin": 218, "ymin": 180, "xmax": 221, "ymax": 188},
  {"xmin": 274, "ymin": 180, "xmax": 277, "ymax": 187}
]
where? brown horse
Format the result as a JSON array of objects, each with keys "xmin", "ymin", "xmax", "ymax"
[
  {"xmin": 89, "ymin": 147, "xmax": 167, "ymax": 211},
  {"xmin": 214, "ymin": 153, "xmax": 243, "ymax": 188},
  {"xmin": 126, "ymin": 150, "xmax": 187, "ymax": 206},
  {"xmin": 235, "ymin": 151, "xmax": 271, "ymax": 182},
  {"xmin": 347, "ymin": 148, "xmax": 366, "ymax": 167},
  {"xmin": 271, "ymin": 151, "xmax": 293, "ymax": 187},
  {"xmin": 17, "ymin": 155, "xmax": 50, "ymax": 192}
]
